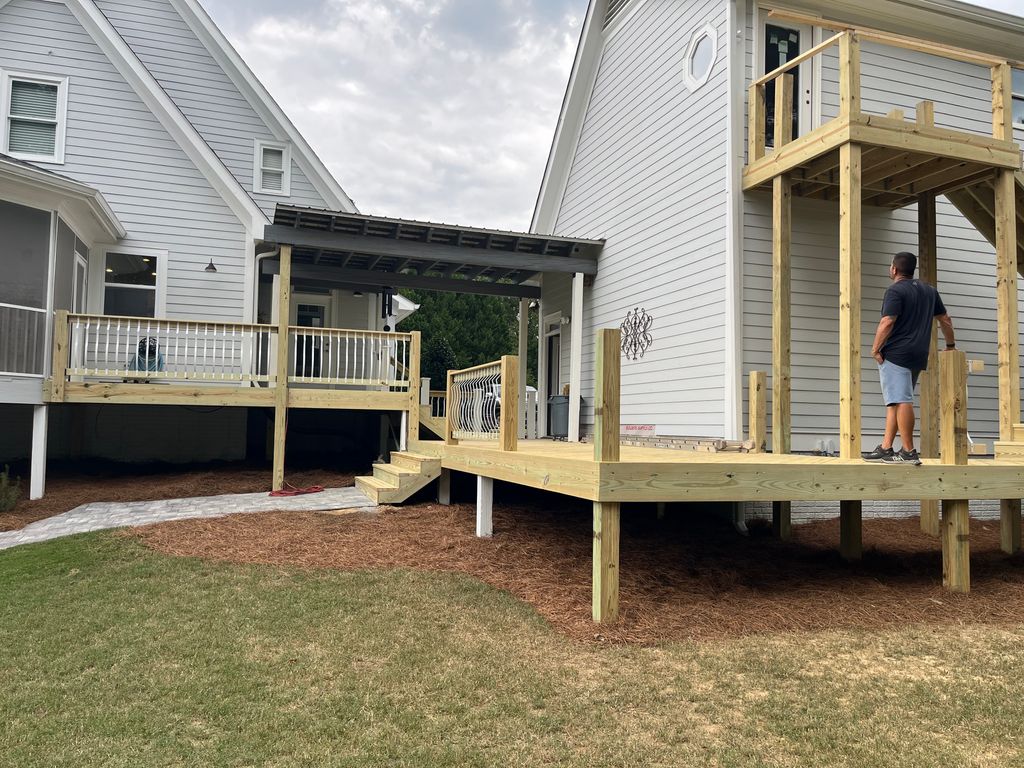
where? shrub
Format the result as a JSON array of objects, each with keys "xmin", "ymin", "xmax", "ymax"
[{"xmin": 0, "ymin": 465, "xmax": 20, "ymax": 512}]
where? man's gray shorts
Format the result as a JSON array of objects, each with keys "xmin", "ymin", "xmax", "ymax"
[{"xmin": 878, "ymin": 359, "xmax": 920, "ymax": 406}]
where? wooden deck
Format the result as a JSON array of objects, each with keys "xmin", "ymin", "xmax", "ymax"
[{"xmin": 412, "ymin": 438, "xmax": 1024, "ymax": 504}]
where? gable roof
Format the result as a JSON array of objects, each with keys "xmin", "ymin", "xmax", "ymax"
[
  {"xmin": 168, "ymin": 0, "xmax": 357, "ymax": 213},
  {"xmin": 53, "ymin": 0, "xmax": 269, "ymax": 234}
]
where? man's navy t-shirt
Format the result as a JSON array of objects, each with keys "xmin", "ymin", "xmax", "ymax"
[{"xmin": 879, "ymin": 279, "xmax": 946, "ymax": 371}]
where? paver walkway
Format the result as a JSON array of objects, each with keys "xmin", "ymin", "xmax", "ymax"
[{"xmin": 0, "ymin": 488, "xmax": 375, "ymax": 551}]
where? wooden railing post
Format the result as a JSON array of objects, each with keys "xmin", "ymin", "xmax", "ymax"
[
  {"xmin": 445, "ymin": 370, "xmax": 458, "ymax": 446},
  {"xmin": 594, "ymin": 329, "xmax": 621, "ymax": 462},
  {"xmin": 50, "ymin": 310, "xmax": 69, "ymax": 402},
  {"xmin": 992, "ymin": 62, "xmax": 1014, "ymax": 142},
  {"xmin": 748, "ymin": 371, "xmax": 766, "ymax": 453},
  {"xmin": 748, "ymin": 83, "xmax": 766, "ymax": 161},
  {"xmin": 407, "ymin": 331, "xmax": 421, "ymax": 447},
  {"xmin": 499, "ymin": 355, "xmax": 518, "ymax": 452},
  {"xmin": 839, "ymin": 32, "xmax": 861, "ymax": 117},
  {"xmin": 272, "ymin": 244, "xmax": 292, "ymax": 492},
  {"xmin": 940, "ymin": 349, "xmax": 970, "ymax": 592},
  {"xmin": 918, "ymin": 192, "xmax": 941, "ymax": 536}
]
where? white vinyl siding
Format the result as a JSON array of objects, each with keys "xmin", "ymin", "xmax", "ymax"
[
  {"xmin": 254, "ymin": 139, "xmax": 290, "ymax": 195},
  {"xmin": 1, "ymin": 71, "xmax": 68, "ymax": 162},
  {"xmin": 552, "ymin": 0, "xmax": 730, "ymax": 437},
  {"xmin": 741, "ymin": 17, "xmax": 1024, "ymax": 451},
  {"xmin": 95, "ymin": 0, "xmax": 329, "ymax": 216},
  {"xmin": 0, "ymin": 0, "xmax": 247, "ymax": 323}
]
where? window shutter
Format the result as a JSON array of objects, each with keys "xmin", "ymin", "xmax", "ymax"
[
  {"xmin": 8, "ymin": 80, "xmax": 58, "ymax": 156},
  {"xmin": 261, "ymin": 147, "xmax": 284, "ymax": 192}
]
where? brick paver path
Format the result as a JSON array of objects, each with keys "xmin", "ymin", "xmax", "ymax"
[{"xmin": 0, "ymin": 488, "xmax": 374, "ymax": 551}]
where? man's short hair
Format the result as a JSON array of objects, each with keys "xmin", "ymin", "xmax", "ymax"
[{"xmin": 892, "ymin": 251, "xmax": 917, "ymax": 277}]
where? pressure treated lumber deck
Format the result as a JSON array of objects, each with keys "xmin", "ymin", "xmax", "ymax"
[{"xmin": 410, "ymin": 438, "xmax": 1024, "ymax": 504}]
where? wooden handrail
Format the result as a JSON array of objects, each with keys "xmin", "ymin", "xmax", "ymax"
[
  {"xmin": 752, "ymin": 31, "xmax": 845, "ymax": 87},
  {"xmin": 285, "ymin": 325, "xmax": 413, "ymax": 340},
  {"xmin": 449, "ymin": 359, "xmax": 502, "ymax": 378}
]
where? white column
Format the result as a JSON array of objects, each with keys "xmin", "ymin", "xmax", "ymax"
[
  {"xmin": 30, "ymin": 405, "xmax": 48, "ymax": 500},
  {"xmin": 518, "ymin": 298, "xmax": 529, "ymax": 439},
  {"xmin": 537, "ymin": 292, "xmax": 547, "ymax": 437},
  {"xmin": 476, "ymin": 475, "xmax": 493, "ymax": 537},
  {"xmin": 568, "ymin": 272, "xmax": 584, "ymax": 442},
  {"xmin": 438, "ymin": 468, "xmax": 451, "ymax": 505},
  {"xmin": 399, "ymin": 411, "xmax": 408, "ymax": 452}
]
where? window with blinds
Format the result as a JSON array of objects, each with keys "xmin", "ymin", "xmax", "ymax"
[
  {"xmin": 254, "ymin": 139, "xmax": 291, "ymax": 195},
  {"xmin": 2, "ymin": 73, "xmax": 67, "ymax": 162}
]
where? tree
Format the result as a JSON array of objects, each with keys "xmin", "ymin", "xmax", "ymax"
[
  {"xmin": 420, "ymin": 335, "xmax": 458, "ymax": 390},
  {"xmin": 398, "ymin": 289, "xmax": 537, "ymax": 386}
]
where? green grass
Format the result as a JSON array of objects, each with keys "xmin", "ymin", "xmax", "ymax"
[{"xmin": 2, "ymin": 534, "xmax": 1024, "ymax": 767}]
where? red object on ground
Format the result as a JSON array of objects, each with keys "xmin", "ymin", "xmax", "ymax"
[{"xmin": 268, "ymin": 483, "xmax": 325, "ymax": 497}]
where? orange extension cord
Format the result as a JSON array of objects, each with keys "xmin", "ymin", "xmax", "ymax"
[{"xmin": 268, "ymin": 483, "xmax": 325, "ymax": 497}]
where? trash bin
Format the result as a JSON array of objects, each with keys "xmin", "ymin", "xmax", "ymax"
[{"xmin": 548, "ymin": 395, "xmax": 570, "ymax": 438}]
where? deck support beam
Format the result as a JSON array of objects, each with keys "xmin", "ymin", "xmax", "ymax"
[
  {"xmin": 568, "ymin": 272, "xmax": 584, "ymax": 442},
  {"xmin": 272, "ymin": 244, "xmax": 292, "ymax": 491},
  {"xmin": 29, "ymin": 404, "xmax": 48, "ymax": 500},
  {"xmin": 918, "ymin": 192, "xmax": 940, "ymax": 537},
  {"xmin": 476, "ymin": 475, "xmax": 493, "ymax": 538},
  {"xmin": 840, "ymin": 500, "xmax": 862, "ymax": 561},
  {"xmin": 940, "ymin": 349, "xmax": 970, "ymax": 591},
  {"xmin": 592, "ymin": 501, "xmax": 620, "ymax": 623},
  {"xmin": 994, "ymin": 165, "xmax": 1022, "ymax": 554},
  {"xmin": 772, "ymin": 74, "xmax": 794, "ymax": 541}
]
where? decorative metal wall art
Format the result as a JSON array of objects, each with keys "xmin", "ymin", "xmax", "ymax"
[{"xmin": 620, "ymin": 307, "xmax": 653, "ymax": 360}]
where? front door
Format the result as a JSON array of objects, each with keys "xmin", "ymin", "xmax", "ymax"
[
  {"xmin": 72, "ymin": 253, "xmax": 88, "ymax": 313},
  {"xmin": 762, "ymin": 20, "xmax": 814, "ymax": 145},
  {"xmin": 295, "ymin": 301, "xmax": 329, "ymax": 378},
  {"xmin": 545, "ymin": 329, "xmax": 561, "ymax": 436}
]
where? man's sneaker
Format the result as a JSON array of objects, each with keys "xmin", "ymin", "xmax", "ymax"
[
  {"xmin": 863, "ymin": 444, "xmax": 894, "ymax": 462},
  {"xmin": 881, "ymin": 448, "xmax": 922, "ymax": 466}
]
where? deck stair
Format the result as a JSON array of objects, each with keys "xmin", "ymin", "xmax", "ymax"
[
  {"xmin": 945, "ymin": 172, "xmax": 1024, "ymax": 278},
  {"xmin": 355, "ymin": 451, "xmax": 441, "ymax": 504},
  {"xmin": 418, "ymin": 405, "xmax": 446, "ymax": 438}
]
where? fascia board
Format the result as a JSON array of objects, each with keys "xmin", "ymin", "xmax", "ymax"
[
  {"xmin": 530, "ymin": 0, "xmax": 604, "ymax": 235},
  {"xmin": 64, "ymin": 0, "xmax": 268, "ymax": 234},
  {"xmin": 169, "ymin": 0, "xmax": 357, "ymax": 213},
  {"xmin": 0, "ymin": 159, "xmax": 126, "ymax": 240}
]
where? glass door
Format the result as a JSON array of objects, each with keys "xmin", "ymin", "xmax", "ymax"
[{"xmin": 763, "ymin": 21, "xmax": 813, "ymax": 146}]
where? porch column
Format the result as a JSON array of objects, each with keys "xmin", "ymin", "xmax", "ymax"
[
  {"xmin": 568, "ymin": 272, "xmax": 584, "ymax": 442},
  {"xmin": 272, "ymin": 244, "xmax": 292, "ymax": 491},
  {"xmin": 536, "ymin": 291, "xmax": 547, "ymax": 437},
  {"xmin": 518, "ymin": 298, "xmax": 529, "ymax": 439},
  {"xmin": 838, "ymin": 141, "xmax": 863, "ymax": 560},
  {"xmin": 29, "ymin": 405, "xmax": 48, "ymax": 500}
]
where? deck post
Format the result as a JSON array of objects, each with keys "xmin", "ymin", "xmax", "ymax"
[
  {"xmin": 594, "ymin": 329, "xmax": 620, "ymax": 462},
  {"xmin": 839, "ymin": 32, "xmax": 860, "ymax": 118},
  {"xmin": 445, "ymin": 370, "xmax": 458, "ymax": 446},
  {"xmin": 994, "ymin": 166, "xmax": 1022, "ymax": 554},
  {"xmin": 838, "ymin": 141, "xmax": 863, "ymax": 558},
  {"xmin": 771, "ymin": 74, "xmax": 794, "ymax": 540},
  {"xmin": 991, "ymin": 63, "xmax": 1013, "ymax": 142},
  {"xmin": 748, "ymin": 371, "xmax": 766, "ymax": 453},
  {"xmin": 568, "ymin": 272, "xmax": 585, "ymax": 442},
  {"xmin": 271, "ymin": 245, "xmax": 293, "ymax": 491},
  {"xmin": 437, "ymin": 468, "xmax": 451, "ymax": 505},
  {"xmin": 29, "ymin": 404, "xmax": 48, "ymax": 500},
  {"xmin": 917, "ymin": 192, "xmax": 940, "ymax": 536},
  {"xmin": 940, "ymin": 349, "xmax": 970, "ymax": 592},
  {"xmin": 592, "ymin": 501, "xmax": 620, "ymax": 623},
  {"xmin": 406, "ymin": 331, "xmax": 421, "ymax": 447},
  {"xmin": 748, "ymin": 83, "xmax": 766, "ymax": 161},
  {"xmin": 499, "ymin": 355, "xmax": 519, "ymax": 452},
  {"xmin": 476, "ymin": 475, "xmax": 493, "ymax": 538},
  {"xmin": 50, "ymin": 310, "xmax": 69, "ymax": 402}
]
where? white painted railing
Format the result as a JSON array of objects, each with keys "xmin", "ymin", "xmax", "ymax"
[
  {"xmin": 287, "ymin": 327, "xmax": 413, "ymax": 389},
  {"xmin": 0, "ymin": 302, "xmax": 47, "ymax": 377},
  {"xmin": 521, "ymin": 390, "xmax": 539, "ymax": 440},
  {"xmin": 66, "ymin": 314, "xmax": 274, "ymax": 383}
]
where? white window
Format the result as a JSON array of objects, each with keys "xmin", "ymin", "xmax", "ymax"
[
  {"xmin": 103, "ymin": 248, "xmax": 166, "ymax": 318},
  {"xmin": 683, "ymin": 23, "xmax": 718, "ymax": 92},
  {"xmin": 1012, "ymin": 69, "xmax": 1024, "ymax": 128},
  {"xmin": 254, "ymin": 139, "xmax": 291, "ymax": 195},
  {"xmin": 1, "ymin": 71, "xmax": 69, "ymax": 163}
]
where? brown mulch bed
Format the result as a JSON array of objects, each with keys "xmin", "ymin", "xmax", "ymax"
[
  {"xmin": 129, "ymin": 501, "xmax": 1024, "ymax": 644},
  {"xmin": 0, "ymin": 464, "xmax": 355, "ymax": 532}
]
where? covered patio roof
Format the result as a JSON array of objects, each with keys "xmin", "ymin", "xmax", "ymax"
[{"xmin": 261, "ymin": 205, "xmax": 603, "ymax": 298}]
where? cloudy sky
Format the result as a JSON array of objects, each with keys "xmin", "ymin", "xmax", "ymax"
[{"xmin": 199, "ymin": 0, "xmax": 1022, "ymax": 232}]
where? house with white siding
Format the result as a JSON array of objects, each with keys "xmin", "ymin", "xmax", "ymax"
[{"xmin": 532, "ymin": 0, "xmax": 1024, "ymax": 465}]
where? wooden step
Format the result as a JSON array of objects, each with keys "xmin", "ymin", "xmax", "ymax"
[
  {"xmin": 390, "ymin": 451, "xmax": 440, "ymax": 471},
  {"xmin": 994, "ymin": 441, "xmax": 1024, "ymax": 460},
  {"xmin": 1012, "ymin": 424, "xmax": 1024, "ymax": 443},
  {"xmin": 354, "ymin": 475, "xmax": 393, "ymax": 504},
  {"xmin": 373, "ymin": 463, "xmax": 417, "ymax": 484},
  {"xmin": 355, "ymin": 455, "xmax": 442, "ymax": 505}
]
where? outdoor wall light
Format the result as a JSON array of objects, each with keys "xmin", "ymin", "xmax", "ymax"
[
  {"xmin": 353, "ymin": 290, "xmax": 363, "ymax": 297},
  {"xmin": 204, "ymin": 259, "xmax": 217, "ymax": 273}
]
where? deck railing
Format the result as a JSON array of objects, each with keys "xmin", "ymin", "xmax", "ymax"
[
  {"xmin": 0, "ymin": 302, "xmax": 47, "ymax": 377},
  {"xmin": 65, "ymin": 313, "xmax": 274, "ymax": 383},
  {"xmin": 286, "ymin": 326, "xmax": 413, "ymax": 389},
  {"xmin": 446, "ymin": 356, "xmax": 519, "ymax": 450}
]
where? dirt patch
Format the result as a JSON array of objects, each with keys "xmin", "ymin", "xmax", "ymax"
[
  {"xmin": 0, "ymin": 463, "xmax": 355, "ymax": 532},
  {"xmin": 129, "ymin": 501, "xmax": 1024, "ymax": 644}
]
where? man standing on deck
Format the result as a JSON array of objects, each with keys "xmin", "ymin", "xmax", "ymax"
[{"xmin": 863, "ymin": 251, "xmax": 956, "ymax": 465}]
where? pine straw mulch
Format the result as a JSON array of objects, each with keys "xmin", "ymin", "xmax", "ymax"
[
  {"xmin": 128, "ymin": 500, "xmax": 1024, "ymax": 644},
  {"xmin": 0, "ymin": 464, "xmax": 355, "ymax": 533}
]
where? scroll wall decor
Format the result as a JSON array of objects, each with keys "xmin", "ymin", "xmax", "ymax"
[{"xmin": 620, "ymin": 307, "xmax": 653, "ymax": 361}]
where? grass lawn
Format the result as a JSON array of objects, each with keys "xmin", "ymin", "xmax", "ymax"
[{"xmin": 2, "ymin": 532, "xmax": 1023, "ymax": 767}]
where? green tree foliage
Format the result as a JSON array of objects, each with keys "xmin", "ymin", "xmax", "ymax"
[
  {"xmin": 399, "ymin": 289, "xmax": 537, "ymax": 387},
  {"xmin": 420, "ymin": 335, "xmax": 458, "ymax": 389}
]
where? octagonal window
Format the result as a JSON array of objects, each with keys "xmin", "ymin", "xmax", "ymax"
[{"xmin": 684, "ymin": 23, "xmax": 718, "ymax": 91}]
